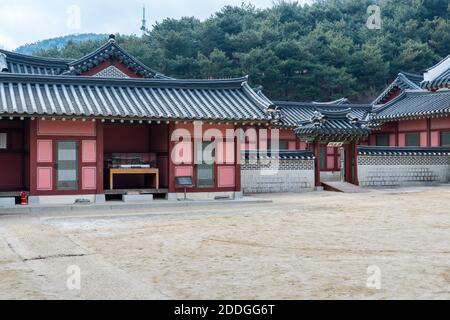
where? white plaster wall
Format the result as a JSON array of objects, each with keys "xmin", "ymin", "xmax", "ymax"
[
  {"xmin": 241, "ymin": 159, "xmax": 315, "ymax": 193},
  {"xmin": 358, "ymin": 155, "xmax": 450, "ymax": 187}
]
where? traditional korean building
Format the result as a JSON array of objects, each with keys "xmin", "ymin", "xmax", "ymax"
[
  {"xmin": 372, "ymin": 72, "xmax": 423, "ymax": 105},
  {"xmin": 0, "ymin": 35, "xmax": 450, "ymax": 205},
  {"xmin": 241, "ymin": 66, "xmax": 450, "ymax": 193},
  {"xmin": 250, "ymin": 57, "xmax": 450, "ymax": 191},
  {"xmin": 0, "ymin": 35, "xmax": 277, "ymax": 205}
]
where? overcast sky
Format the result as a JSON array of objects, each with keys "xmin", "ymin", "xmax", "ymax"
[{"xmin": 0, "ymin": 0, "xmax": 313, "ymax": 50}]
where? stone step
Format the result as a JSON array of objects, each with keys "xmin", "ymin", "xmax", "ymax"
[{"xmin": 322, "ymin": 181, "xmax": 370, "ymax": 193}]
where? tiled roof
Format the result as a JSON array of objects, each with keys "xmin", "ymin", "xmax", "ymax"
[
  {"xmin": 273, "ymin": 100, "xmax": 371, "ymax": 127},
  {"xmin": 0, "ymin": 49, "xmax": 72, "ymax": 75},
  {"xmin": 312, "ymin": 97, "xmax": 349, "ymax": 105},
  {"xmin": 401, "ymin": 72, "xmax": 424, "ymax": 86},
  {"xmin": 373, "ymin": 72, "xmax": 423, "ymax": 105},
  {"xmin": 358, "ymin": 146, "xmax": 450, "ymax": 156},
  {"xmin": 421, "ymin": 54, "xmax": 450, "ymax": 90},
  {"xmin": 371, "ymin": 89, "xmax": 450, "ymax": 122},
  {"xmin": 421, "ymin": 68, "xmax": 450, "ymax": 90},
  {"xmin": 0, "ymin": 36, "xmax": 168, "ymax": 79},
  {"xmin": 294, "ymin": 108, "xmax": 371, "ymax": 139},
  {"xmin": 0, "ymin": 73, "xmax": 274, "ymax": 122}
]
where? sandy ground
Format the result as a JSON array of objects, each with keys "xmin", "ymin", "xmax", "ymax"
[{"xmin": 0, "ymin": 186, "xmax": 449, "ymax": 300}]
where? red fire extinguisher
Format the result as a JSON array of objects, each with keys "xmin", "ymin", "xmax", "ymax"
[{"xmin": 20, "ymin": 192, "xmax": 28, "ymax": 205}]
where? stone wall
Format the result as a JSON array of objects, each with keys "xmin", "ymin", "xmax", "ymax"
[
  {"xmin": 241, "ymin": 159, "xmax": 315, "ymax": 193},
  {"xmin": 358, "ymin": 155, "xmax": 450, "ymax": 187}
]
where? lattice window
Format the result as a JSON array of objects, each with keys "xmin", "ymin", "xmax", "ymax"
[
  {"xmin": 441, "ymin": 131, "xmax": 450, "ymax": 147},
  {"xmin": 93, "ymin": 66, "xmax": 129, "ymax": 78},
  {"xmin": 405, "ymin": 132, "xmax": 420, "ymax": 147},
  {"xmin": 376, "ymin": 134, "xmax": 389, "ymax": 146},
  {"xmin": 0, "ymin": 133, "xmax": 7, "ymax": 149}
]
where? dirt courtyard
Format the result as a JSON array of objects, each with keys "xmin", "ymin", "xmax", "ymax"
[{"xmin": 1, "ymin": 186, "xmax": 449, "ymax": 300}]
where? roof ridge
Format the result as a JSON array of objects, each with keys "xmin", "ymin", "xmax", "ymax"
[
  {"xmin": 404, "ymin": 88, "xmax": 446, "ymax": 95},
  {"xmin": 399, "ymin": 71, "xmax": 423, "ymax": 80},
  {"xmin": 274, "ymin": 100, "xmax": 372, "ymax": 109},
  {"xmin": 425, "ymin": 54, "xmax": 450, "ymax": 72},
  {"xmin": 312, "ymin": 97, "xmax": 349, "ymax": 105},
  {"xmin": 0, "ymin": 72, "xmax": 249, "ymax": 88},
  {"xmin": 0, "ymin": 48, "xmax": 74, "ymax": 65},
  {"xmin": 67, "ymin": 41, "xmax": 112, "ymax": 66},
  {"xmin": 397, "ymin": 73, "xmax": 421, "ymax": 88}
]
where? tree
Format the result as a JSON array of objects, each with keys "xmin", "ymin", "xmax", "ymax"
[
  {"xmin": 32, "ymin": 0, "xmax": 449, "ymax": 102},
  {"xmin": 392, "ymin": 40, "xmax": 439, "ymax": 74}
]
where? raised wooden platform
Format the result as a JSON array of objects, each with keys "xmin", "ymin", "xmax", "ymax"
[{"xmin": 322, "ymin": 181, "xmax": 369, "ymax": 193}]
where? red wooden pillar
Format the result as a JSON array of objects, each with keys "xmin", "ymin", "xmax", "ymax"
[
  {"xmin": 344, "ymin": 143, "xmax": 351, "ymax": 184},
  {"xmin": 343, "ymin": 141, "xmax": 359, "ymax": 185},
  {"xmin": 312, "ymin": 140, "xmax": 321, "ymax": 187},
  {"xmin": 426, "ymin": 118, "xmax": 432, "ymax": 147},
  {"xmin": 234, "ymin": 125, "xmax": 241, "ymax": 192},
  {"xmin": 352, "ymin": 141, "xmax": 359, "ymax": 185},
  {"xmin": 29, "ymin": 119, "xmax": 38, "ymax": 196},
  {"xmin": 96, "ymin": 121, "xmax": 104, "ymax": 195},
  {"xmin": 167, "ymin": 122, "xmax": 176, "ymax": 193}
]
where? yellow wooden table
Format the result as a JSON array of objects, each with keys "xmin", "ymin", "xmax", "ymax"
[{"xmin": 109, "ymin": 168, "xmax": 159, "ymax": 190}]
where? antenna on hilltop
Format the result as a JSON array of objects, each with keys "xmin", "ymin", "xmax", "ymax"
[{"xmin": 140, "ymin": 5, "xmax": 147, "ymax": 36}]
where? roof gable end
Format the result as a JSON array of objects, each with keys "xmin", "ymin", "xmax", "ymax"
[
  {"xmin": 64, "ymin": 35, "xmax": 167, "ymax": 79},
  {"xmin": 372, "ymin": 72, "xmax": 423, "ymax": 105}
]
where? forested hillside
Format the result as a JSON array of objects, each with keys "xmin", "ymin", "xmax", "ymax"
[
  {"xmin": 34, "ymin": 0, "xmax": 450, "ymax": 102},
  {"xmin": 16, "ymin": 34, "xmax": 107, "ymax": 55}
]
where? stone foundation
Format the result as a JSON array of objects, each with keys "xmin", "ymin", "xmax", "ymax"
[
  {"xmin": 28, "ymin": 194, "xmax": 105, "ymax": 205},
  {"xmin": 0, "ymin": 197, "xmax": 16, "ymax": 207},
  {"xmin": 167, "ymin": 191, "xmax": 243, "ymax": 201}
]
